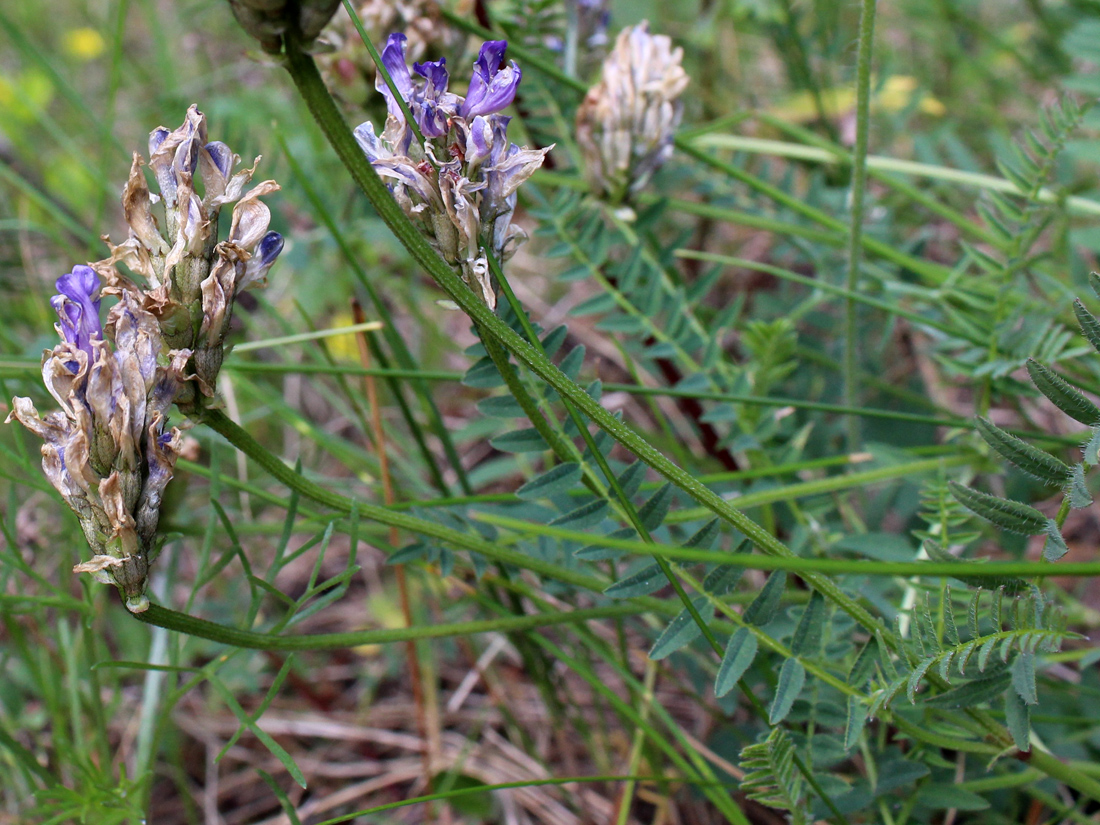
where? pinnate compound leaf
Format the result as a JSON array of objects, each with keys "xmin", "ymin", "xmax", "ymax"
[
  {"xmin": 769, "ymin": 659, "xmax": 806, "ymax": 724},
  {"xmin": 1026, "ymin": 359, "xmax": 1100, "ymax": 426},
  {"xmin": 948, "ymin": 482, "xmax": 1047, "ymax": 535},
  {"xmin": 715, "ymin": 628, "xmax": 758, "ymax": 697},
  {"xmin": 739, "ymin": 728, "xmax": 804, "ymax": 815},
  {"xmin": 975, "ymin": 417, "xmax": 1071, "ymax": 485},
  {"xmin": 516, "ymin": 463, "xmax": 583, "ymax": 500},
  {"xmin": 604, "ymin": 563, "xmax": 665, "ymax": 598},
  {"xmin": 743, "ymin": 571, "xmax": 786, "ymax": 626},
  {"xmin": 1004, "ymin": 687, "xmax": 1031, "ymax": 751},
  {"xmin": 649, "ymin": 597, "xmax": 714, "ymax": 660}
]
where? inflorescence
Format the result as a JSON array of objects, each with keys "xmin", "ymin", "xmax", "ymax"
[
  {"xmin": 8, "ymin": 107, "xmax": 283, "ymax": 610},
  {"xmin": 353, "ymin": 34, "xmax": 551, "ymax": 308}
]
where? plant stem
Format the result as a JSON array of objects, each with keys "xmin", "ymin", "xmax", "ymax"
[
  {"xmin": 845, "ymin": 0, "xmax": 877, "ymax": 452},
  {"xmin": 129, "ymin": 602, "xmax": 641, "ymax": 651}
]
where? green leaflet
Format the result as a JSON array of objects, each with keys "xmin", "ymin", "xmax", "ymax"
[
  {"xmin": 1070, "ymin": 464, "xmax": 1093, "ymax": 509},
  {"xmin": 923, "ymin": 671, "xmax": 1010, "ymax": 708},
  {"xmin": 550, "ymin": 499, "xmax": 610, "ymax": 529},
  {"xmin": 1004, "ymin": 687, "xmax": 1031, "ymax": 751},
  {"xmin": 1043, "ymin": 521, "xmax": 1070, "ymax": 562},
  {"xmin": 1026, "ymin": 359, "xmax": 1100, "ymax": 426},
  {"xmin": 1073, "ymin": 298, "xmax": 1100, "ymax": 355},
  {"xmin": 604, "ymin": 563, "xmax": 665, "ymax": 598},
  {"xmin": 715, "ymin": 628, "xmax": 758, "ymax": 698},
  {"xmin": 844, "ymin": 695, "xmax": 869, "ymax": 750},
  {"xmin": 649, "ymin": 596, "xmax": 714, "ymax": 660},
  {"xmin": 476, "ymin": 394, "xmax": 526, "ymax": 418},
  {"xmin": 743, "ymin": 571, "xmax": 787, "ymax": 626},
  {"xmin": 914, "ymin": 784, "xmax": 990, "ymax": 812},
  {"xmin": 1011, "ymin": 651, "xmax": 1039, "ymax": 705},
  {"xmin": 637, "ymin": 483, "xmax": 674, "ymax": 531},
  {"xmin": 769, "ymin": 658, "xmax": 806, "ymax": 724},
  {"xmin": 462, "ymin": 356, "xmax": 507, "ymax": 388},
  {"xmin": 515, "ymin": 463, "xmax": 583, "ymax": 500},
  {"xmin": 948, "ymin": 482, "xmax": 1047, "ymax": 535},
  {"xmin": 975, "ymin": 416, "xmax": 1071, "ymax": 485},
  {"xmin": 490, "ymin": 427, "xmax": 550, "ymax": 453},
  {"xmin": 789, "ymin": 591, "xmax": 826, "ymax": 657}
]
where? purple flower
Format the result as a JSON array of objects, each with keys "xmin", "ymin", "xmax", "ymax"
[
  {"xmin": 460, "ymin": 41, "xmax": 521, "ymax": 118},
  {"xmin": 412, "ymin": 57, "xmax": 452, "ymax": 137},
  {"xmin": 148, "ymin": 127, "xmax": 170, "ymax": 157},
  {"xmin": 377, "ymin": 33, "xmax": 414, "ymax": 119},
  {"xmin": 51, "ymin": 265, "xmax": 102, "ymax": 360},
  {"xmin": 204, "ymin": 141, "xmax": 235, "ymax": 179},
  {"xmin": 413, "ymin": 58, "xmax": 449, "ymax": 95},
  {"xmin": 242, "ymin": 230, "xmax": 285, "ymax": 287}
]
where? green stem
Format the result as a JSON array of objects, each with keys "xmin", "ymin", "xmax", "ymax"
[
  {"xmin": 129, "ymin": 602, "xmax": 640, "ymax": 651},
  {"xmin": 845, "ymin": 0, "xmax": 877, "ymax": 452},
  {"xmin": 490, "ymin": 257, "xmax": 726, "ymax": 659}
]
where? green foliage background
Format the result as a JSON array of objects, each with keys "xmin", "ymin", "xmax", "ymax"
[{"xmin": 2, "ymin": 0, "xmax": 1100, "ymax": 822}]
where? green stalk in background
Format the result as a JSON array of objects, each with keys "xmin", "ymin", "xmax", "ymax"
[{"xmin": 844, "ymin": 0, "xmax": 877, "ymax": 452}]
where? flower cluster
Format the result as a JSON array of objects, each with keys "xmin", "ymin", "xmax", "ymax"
[
  {"xmin": 100, "ymin": 105, "xmax": 283, "ymax": 406},
  {"xmin": 8, "ymin": 268, "xmax": 189, "ymax": 612},
  {"xmin": 354, "ymin": 34, "xmax": 550, "ymax": 308},
  {"xmin": 8, "ymin": 107, "xmax": 284, "ymax": 608},
  {"xmin": 576, "ymin": 21, "xmax": 689, "ymax": 203},
  {"xmin": 321, "ymin": 0, "xmax": 467, "ymax": 107}
]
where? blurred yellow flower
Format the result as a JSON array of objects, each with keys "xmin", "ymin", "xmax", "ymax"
[
  {"xmin": 768, "ymin": 75, "xmax": 945, "ymax": 123},
  {"xmin": 63, "ymin": 28, "xmax": 106, "ymax": 61}
]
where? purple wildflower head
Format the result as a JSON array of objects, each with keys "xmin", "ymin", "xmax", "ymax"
[
  {"xmin": 460, "ymin": 41, "xmax": 521, "ymax": 118},
  {"xmin": 51, "ymin": 265, "xmax": 102, "ymax": 360}
]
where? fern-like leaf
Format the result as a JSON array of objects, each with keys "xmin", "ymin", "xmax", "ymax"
[{"xmin": 739, "ymin": 728, "xmax": 807, "ymax": 824}]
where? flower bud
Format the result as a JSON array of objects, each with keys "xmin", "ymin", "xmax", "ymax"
[
  {"xmin": 576, "ymin": 21, "xmax": 689, "ymax": 203},
  {"xmin": 227, "ymin": 0, "xmax": 342, "ymax": 53},
  {"xmin": 8, "ymin": 269, "xmax": 190, "ymax": 612}
]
